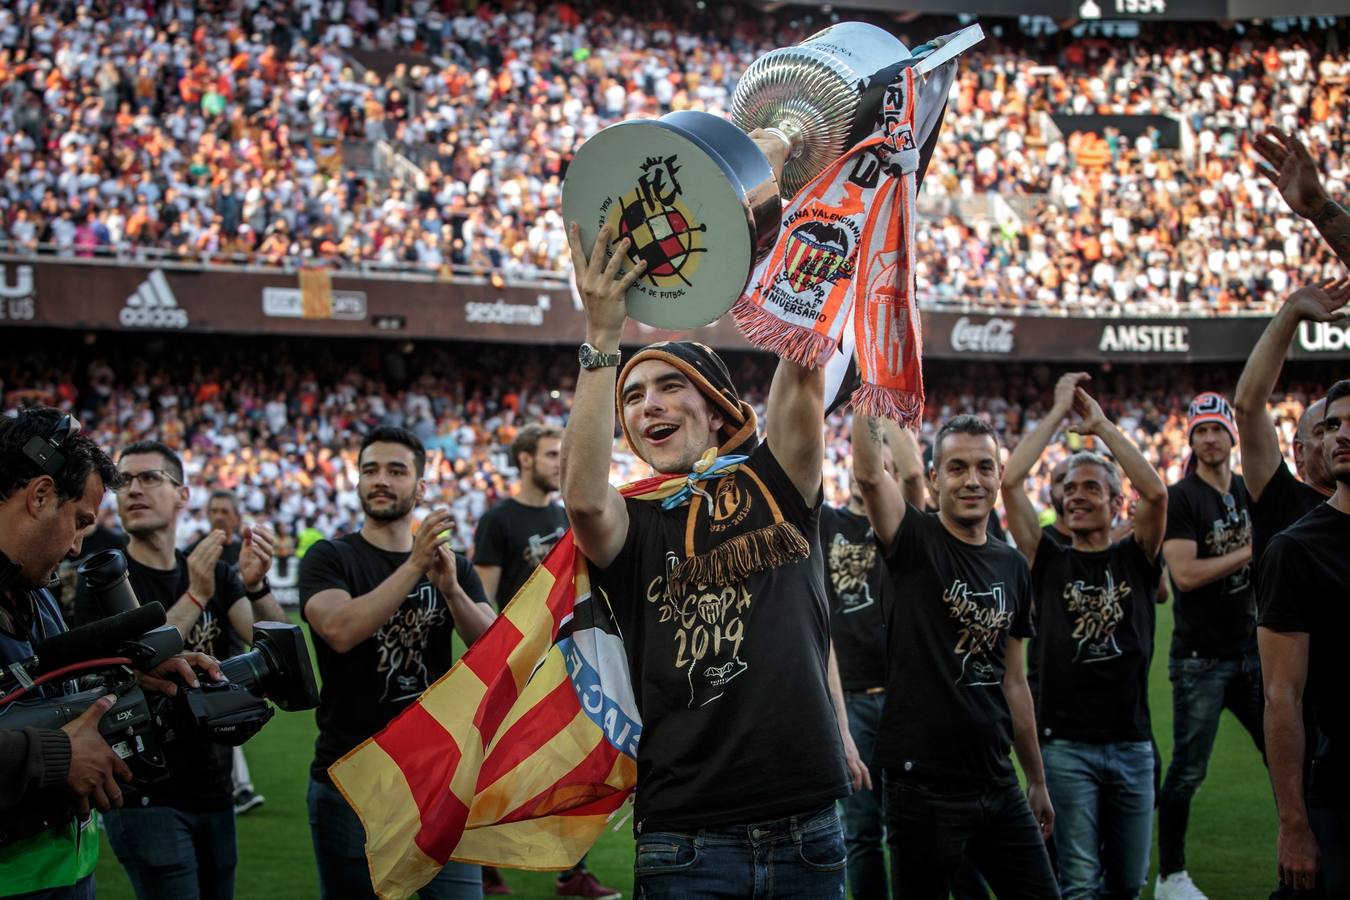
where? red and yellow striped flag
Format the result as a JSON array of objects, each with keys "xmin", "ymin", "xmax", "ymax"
[{"xmin": 330, "ymin": 471, "xmax": 698, "ymax": 899}]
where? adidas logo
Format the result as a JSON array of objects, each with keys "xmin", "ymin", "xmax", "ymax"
[{"xmin": 119, "ymin": 270, "xmax": 188, "ymax": 329}]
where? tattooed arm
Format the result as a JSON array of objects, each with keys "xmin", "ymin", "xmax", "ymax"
[{"xmin": 1253, "ymin": 127, "xmax": 1350, "ymax": 269}]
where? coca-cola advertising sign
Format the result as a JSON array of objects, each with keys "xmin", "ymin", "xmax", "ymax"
[{"xmin": 950, "ymin": 316, "xmax": 1016, "ymax": 353}]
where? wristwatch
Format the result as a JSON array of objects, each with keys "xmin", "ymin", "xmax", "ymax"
[
  {"xmin": 578, "ymin": 342, "xmax": 621, "ymax": 370},
  {"xmin": 245, "ymin": 577, "xmax": 271, "ymax": 602}
]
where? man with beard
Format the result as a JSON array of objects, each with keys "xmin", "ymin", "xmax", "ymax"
[
  {"xmin": 473, "ymin": 424, "xmax": 618, "ymax": 898},
  {"xmin": 852, "ymin": 412, "xmax": 1057, "ymax": 899},
  {"xmin": 1156, "ymin": 394, "xmax": 1264, "ymax": 900},
  {"xmin": 299, "ymin": 427, "xmax": 496, "ymax": 900},
  {"xmin": 1259, "ymin": 379, "xmax": 1350, "ymax": 898},
  {"xmin": 1002, "ymin": 374, "xmax": 1167, "ymax": 899},
  {"xmin": 561, "ymin": 166, "xmax": 857, "ymax": 894},
  {"xmin": 474, "ymin": 424, "xmax": 567, "ymax": 611}
]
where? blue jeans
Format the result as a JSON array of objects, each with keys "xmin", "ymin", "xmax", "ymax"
[
  {"xmin": 841, "ymin": 691, "xmax": 887, "ymax": 900},
  {"xmin": 883, "ymin": 775, "xmax": 1058, "ymax": 900},
  {"xmin": 1158, "ymin": 652, "xmax": 1264, "ymax": 876},
  {"xmin": 307, "ymin": 779, "xmax": 481, "ymax": 900},
  {"xmin": 104, "ymin": 806, "xmax": 237, "ymax": 900},
  {"xmin": 1042, "ymin": 740, "xmax": 1154, "ymax": 899},
  {"xmin": 632, "ymin": 805, "xmax": 845, "ymax": 899}
]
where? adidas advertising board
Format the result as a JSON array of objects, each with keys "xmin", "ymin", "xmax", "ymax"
[{"xmin": 120, "ymin": 270, "xmax": 188, "ymax": 328}]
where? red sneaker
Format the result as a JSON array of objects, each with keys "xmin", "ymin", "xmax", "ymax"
[
  {"xmin": 482, "ymin": 866, "xmax": 512, "ymax": 896},
  {"xmin": 556, "ymin": 870, "xmax": 621, "ymax": 899}
]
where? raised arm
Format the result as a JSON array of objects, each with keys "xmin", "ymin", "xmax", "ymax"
[
  {"xmin": 1254, "ymin": 127, "xmax": 1350, "ymax": 269},
  {"xmin": 560, "ymin": 223, "xmax": 645, "ymax": 569},
  {"xmin": 1001, "ymin": 373, "xmax": 1082, "ymax": 563},
  {"xmin": 851, "ymin": 414, "xmax": 905, "ymax": 547},
  {"xmin": 766, "ymin": 360, "xmax": 825, "ymax": 504},
  {"xmin": 1235, "ymin": 282, "xmax": 1350, "ymax": 499},
  {"xmin": 890, "ymin": 424, "xmax": 928, "ymax": 508},
  {"xmin": 1070, "ymin": 387, "xmax": 1168, "ymax": 560}
]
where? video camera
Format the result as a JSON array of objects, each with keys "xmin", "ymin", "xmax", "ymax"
[{"xmin": 0, "ymin": 550, "xmax": 319, "ymax": 845}]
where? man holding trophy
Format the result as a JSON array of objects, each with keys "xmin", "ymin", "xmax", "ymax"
[{"xmin": 560, "ymin": 20, "xmax": 997, "ymax": 900}]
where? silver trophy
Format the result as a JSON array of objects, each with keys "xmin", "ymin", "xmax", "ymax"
[{"xmin": 562, "ymin": 22, "xmax": 909, "ymax": 330}]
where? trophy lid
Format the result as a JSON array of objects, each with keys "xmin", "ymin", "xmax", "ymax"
[
  {"xmin": 562, "ymin": 113, "xmax": 779, "ymax": 330},
  {"xmin": 731, "ymin": 22, "xmax": 910, "ymax": 198}
]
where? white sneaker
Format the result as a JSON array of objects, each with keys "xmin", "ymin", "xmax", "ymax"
[{"xmin": 1155, "ymin": 870, "xmax": 1209, "ymax": 900}]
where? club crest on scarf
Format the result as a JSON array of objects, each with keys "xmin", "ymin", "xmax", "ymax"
[
  {"xmin": 604, "ymin": 154, "xmax": 708, "ymax": 289},
  {"xmin": 783, "ymin": 217, "xmax": 858, "ymax": 295}
]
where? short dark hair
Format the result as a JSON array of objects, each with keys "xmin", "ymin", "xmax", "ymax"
[
  {"xmin": 0, "ymin": 407, "xmax": 120, "ymax": 502},
  {"xmin": 510, "ymin": 423, "xmax": 562, "ymax": 470},
  {"xmin": 360, "ymin": 427, "xmax": 426, "ymax": 476},
  {"xmin": 932, "ymin": 414, "xmax": 999, "ymax": 468},
  {"xmin": 120, "ymin": 440, "xmax": 185, "ymax": 484},
  {"xmin": 1326, "ymin": 379, "xmax": 1350, "ymax": 414},
  {"xmin": 208, "ymin": 490, "xmax": 240, "ymax": 512}
]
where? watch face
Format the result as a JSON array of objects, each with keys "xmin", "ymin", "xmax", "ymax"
[{"xmin": 579, "ymin": 343, "xmax": 596, "ymax": 368}]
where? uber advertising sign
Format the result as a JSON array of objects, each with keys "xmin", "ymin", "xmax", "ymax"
[{"xmin": 1298, "ymin": 320, "xmax": 1350, "ymax": 354}]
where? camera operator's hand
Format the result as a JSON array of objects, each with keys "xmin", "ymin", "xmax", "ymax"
[
  {"xmin": 62, "ymin": 694, "xmax": 132, "ymax": 816},
  {"xmin": 408, "ymin": 509, "xmax": 453, "ymax": 574},
  {"xmin": 239, "ymin": 525, "xmax": 275, "ymax": 592},
  {"xmin": 187, "ymin": 530, "xmax": 225, "ymax": 601},
  {"xmin": 136, "ymin": 652, "xmax": 226, "ymax": 697}
]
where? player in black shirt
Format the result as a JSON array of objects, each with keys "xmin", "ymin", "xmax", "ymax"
[
  {"xmin": 1259, "ymin": 378, "xmax": 1350, "ymax": 897},
  {"xmin": 1234, "ymin": 282, "xmax": 1345, "ymax": 577},
  {"xmin": 1003, "ymin": 374, "xmax": 1167, "ymax": 899},
  {"xmin": 299, "ymin": 427, "xmax": 496, "ymax": 900},
  {"xmin": 853, "ymin": 412, "xmax": 1057, "ymax": 899},
  {"xmin": 563, "ymin": 210, "xmax": 853, "ymax": 898},
  {"xmin": 473, "ymin": 423, "xmax": 568, "ymax": 610},
  {"xmin": 472, "ymin": 423, "xmax": 617, "ymax": 899},
  {"xmin": 1156, "ymin": 393, "xmax": 1264, "ymax": 900},
  {"xmin": 99, "ymin": 441, "xmax": 288, "ymax": 900}
]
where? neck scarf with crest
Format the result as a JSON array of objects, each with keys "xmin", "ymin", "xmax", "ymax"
[
  {"xmin": 731, "ymin": 33, "xmax": 972, "ymax": 426},
  {"xmin": 617, "ymin": 341, "xmax": 810, "ymax": 595}
]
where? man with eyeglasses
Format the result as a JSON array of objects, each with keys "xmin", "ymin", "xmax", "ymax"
[
  {"xmin": 1155, "ymin": 393, "xmax": 1264, "ymax": 900},
  {"xmin": 95, "ymin": 440, "xmax": 287, "ymax": 900}
]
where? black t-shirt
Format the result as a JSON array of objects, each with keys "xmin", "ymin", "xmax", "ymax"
[
  {"xmin": 1251, "ymin": 461, "xmax": 1325, "ymax": 588},
  {"xmin": 820, "ymin": 505, "xmax": 888, "ymax": 691},
  {"xmin": 298, "ymin": 533, "xmax": 489, "ymax": 784},
  {"xmin": 121, "ymin": 552, "xmax": 246, "ymax": 812},
  {"xmin": 1165, "ymin": 473, "xmax": 1255, "ymax": 658},
  {"xmin": 473, "ymin": 498, "xmax": 568, "ymax": 607},
  {"xmin": 1258, "ymin": 502, "xmax": 1350, "ymax": 809},
  {"xmin": 591, "ymin": 442, "xmax": 849, "ymax": 832},
  {"xmin": 1031, "ymin": 534, "xmax": 1160, "ymax": 743},
  {"xmin": 874, "ymin": 504, "xmax": 1035, "ymax": 786}
]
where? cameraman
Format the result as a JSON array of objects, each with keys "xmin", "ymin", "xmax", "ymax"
[
  {"xmin": 0, "ymin": 410, "xmax": 218, "ymax": 899},
  {"xmin": 0, "ymin": 408, "xmax": 127, "ymax": 899},
  {"xmin": 95, "ymin": 441, "xmax": 286, "ymax": 900}
]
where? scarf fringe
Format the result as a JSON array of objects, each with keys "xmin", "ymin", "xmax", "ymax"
[
  {"xmin": 851, "ymin": 384, "xmax": 923, "ymax": 429},
  {"xmin": 671, "ymin": 521, "xmax": 810, "ymax": 595},
  {"xmin": 731, "ymin": 299, "xmax": 836, "ymax": 368}
]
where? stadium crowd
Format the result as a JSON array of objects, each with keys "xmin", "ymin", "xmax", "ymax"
[
  {"xmin": 2, "ymin": 335, "xmax": 1333, "ymax": 559},
  {"xmin": 0, "ymin": 1, "xmax": 1346, "ymax": 312}
]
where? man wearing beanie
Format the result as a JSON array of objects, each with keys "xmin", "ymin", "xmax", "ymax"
[
  {"xmin": 560, "ymin": 204, "xmax": 853, "ymax": 898},
  {"xmin": 1155, "ymin": 392, "xmax": 1264, "ymax": 900}
]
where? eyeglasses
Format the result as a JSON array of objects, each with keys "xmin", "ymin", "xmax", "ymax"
[
  {"xmin": 1222, "ymin": 492, "xmax": 1239, "ymax": 523},
  {"xmin": 114, "ymin": 469, "xmax": 182, "ymax": 492}
]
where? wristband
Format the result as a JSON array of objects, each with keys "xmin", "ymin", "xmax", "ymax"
[
  {"xmin": 185, "ymin": 590, "xmax": 206, "ymax": 611},
  {"xmin": 245, "ymin": 578, "xmax": 271, "ymax": 602}
]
